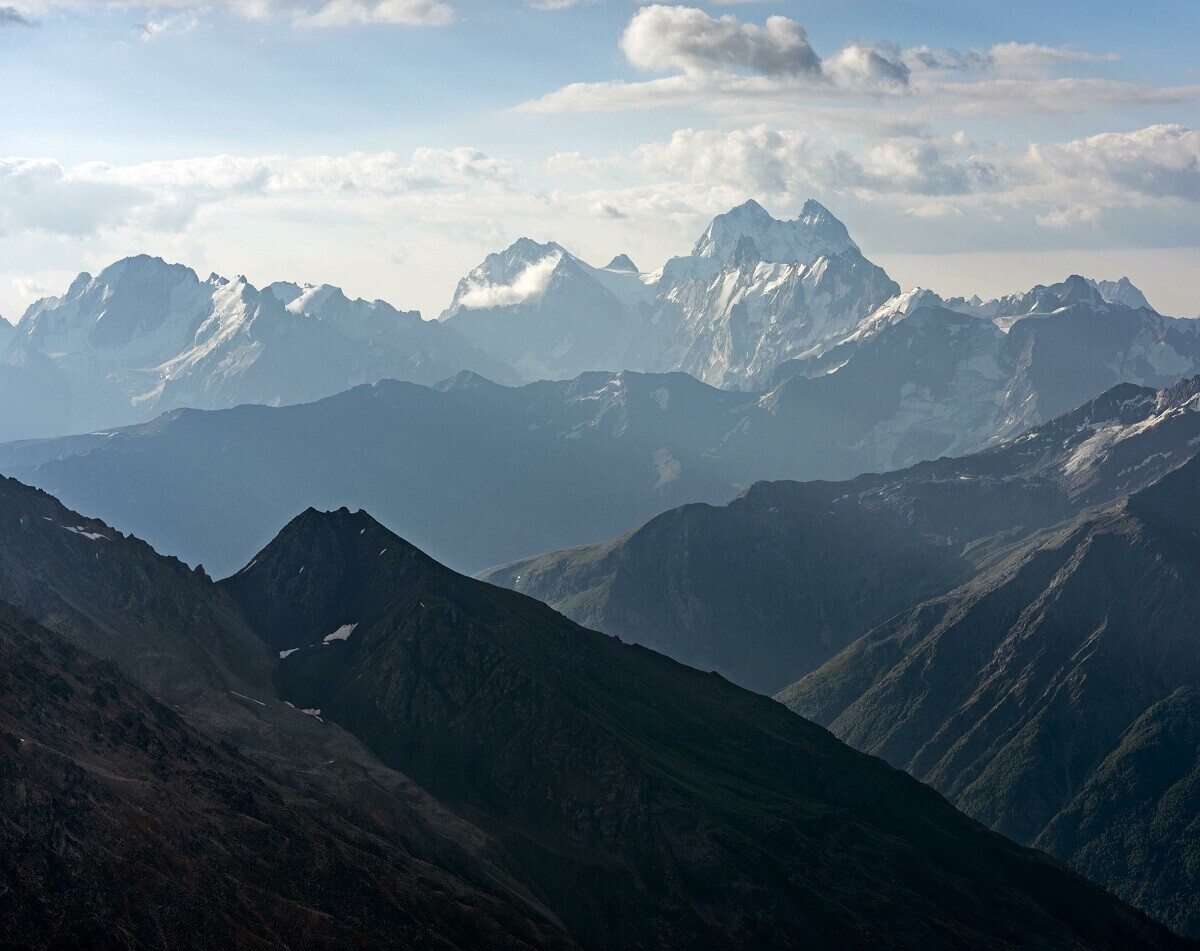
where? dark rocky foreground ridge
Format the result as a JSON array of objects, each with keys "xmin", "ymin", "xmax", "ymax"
[
  {"xmin": 0, "ymin": 473, "xmax": 1188, "ymax": 947},
  {"xmin": 0, "ymin": 602, "xmax": 571, "ymax": 949},
  {"xmin": 223, "ymin": 503, "xmax": 1187, "ymax": 949}
]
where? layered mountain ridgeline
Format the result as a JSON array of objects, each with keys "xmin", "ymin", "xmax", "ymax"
[
  {"xmin": 0, "ymin": 255, "xmax": 516, "ymax": 442},
  {"xmin": 218, "ymin": 504, "xmax": 1187, "ymax": 950},
  {"xmin": 0, "ymin": 473, "xmax": 273, "ymax": 700},
  {"xmin": 0, "ymin": 372, "xmax": 758, "ymax": 577},
  {"xmin": 6, "ymin": 200, "xmax": 1193, "ymax": 452},
  {"xmin": 782, "ymin": 452, "xmax": 1200, "ymax": 938},
  {"xmin": 0, "ymin": 601, "xmax": 572, "ymax": 950},
  {"xmin": 484, "ymin": 377, "xmax": 1200, "ymax": 694},
  {"xmin": 6, "ymin": 356, "xmax": 1200, "ymax": 587}
]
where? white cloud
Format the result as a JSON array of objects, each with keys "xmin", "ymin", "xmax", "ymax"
[
  {"xmin": 823, "ymin": 42, "xmax": 909, "ymax": 90},
  {"xmin": 457, "ymin": 252, "xmax": 561, "ymax": 308},
  {"xmin": 904, "ymin": 42, "xmax": 1117, "ymax": 75},
  {"xmin": 621, "ymin": 5, "xmax": 823, "ymax": 78},
  {"xmin": 926, "ymin": 78, "xmax": 1199, "ymax": 117},
  {"xmin": 988, "ymin": 41, "xmax": 1119, "ymax": 70},
  {"xmin": 528, "ymin": 0, "xmax": 596, "ymax": 9},
  {"xmin": 294, "ymin": 0, "xmax": 453, "ymax": 28},
  {"xmin": 137, "ymin": 11, "xmax": 198, "ymax": 40},
  {"xmin": 7, "ymin": 0, "xmax": 456, "ymax": 27},
  {"xmin": 0, "ymin": 148, "xmax": 511, "ymax": 238},
  {"xmin": 1022, "ymin": 124, "xmax": 1200, "ymax": 203},
  {"xmin": 516, "ymin": 7, "xmax": 1181, "ymax": 122},
  {"xmin": 622, "ymin": 126, "xmax": 994, "ymax": 197}
]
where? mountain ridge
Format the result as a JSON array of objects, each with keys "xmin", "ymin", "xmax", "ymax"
[{"xmin": 218, "ymin": 502, "xmax": 1189, "ymax": 950}]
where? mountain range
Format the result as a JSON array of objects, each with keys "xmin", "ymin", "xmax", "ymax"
[
  {"xmin": 480, "ymin": 376, "xmax": 1200, "ymax": 937},
  {"xmin": 0, "ymin": 256, "xmax": 516, "ymax": 442},
  {"xmin": 6, "ymin": 200, "xmax": 1196, "ymax": 454},
  {"xmin": 3, "ymin": 473, "xmax": 1184, "ymax": 948},
  {"xmin": 4, "ymin": 196, "xmax": 1200, "ymax": 946},
  {"xmin": 484, "ymin": 377, "xmax": 1200, "ymax": 692},
  {"xmin": 5, "ymin": 293, "xmax": 1199, "ymax": 584}
]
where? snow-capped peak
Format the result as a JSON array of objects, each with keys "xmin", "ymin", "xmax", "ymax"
[
  {"xmin": 690, "ymin": 198, "xmax": 859, "ymax": 266},
  {"xmin": 1088, "ymin": 277, "xmax": 1155, "ymax": 312},
  {"xmin": 18, "ymin": 255, "xmax": 208, "ymax": 351}
]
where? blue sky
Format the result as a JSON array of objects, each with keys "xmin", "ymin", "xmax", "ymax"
[{"xmin": 2, "ymin": 0, "xmax": 1199, "ymax": 318}]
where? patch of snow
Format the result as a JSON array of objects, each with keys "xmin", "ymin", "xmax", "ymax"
[
  {"xmin": 230, "ymin": 691, "xmax": 266, "ymax": 707},
  {"xmin": 324, "ymin": 623, "xmax": 358, "ymax": 643},
  {"xmin": 62, "ymin": 525, "xmax": 107, "ymax": 541},
  {"xmin": 279, "ymin": 648, "xmax": 299, "ymax": 659}
]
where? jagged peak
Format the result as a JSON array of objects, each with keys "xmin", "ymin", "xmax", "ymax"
[
  {"xmin": 220, "ymin": 505, "xmax": 440, "ymax": 651},
  {"xmin": 605, "ymin": 254, "xmax": 638, "ymax": 272},
  {"xmin": 1088, "ymin": 276, "xmax": 1155, "ymax": 312},
  {"xmin": 690, "ymin": 198, "xmax": 859, "ymax": 267}
]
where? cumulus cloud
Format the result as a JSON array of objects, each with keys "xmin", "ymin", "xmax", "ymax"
[
  {"xmin": 621, "ymin": 6, "xmax": 823, "ymax": 78},
  {"xmin": 823, "ymin": 42, "xmax": 910, "ymax": 90},
  {"xmin": 904, "ymin": 41, "xmax": 1116, "ymax": 75},
  {"xmin": 903, "ymin": 45, "xmax": 989, "ymax": 72},
  {"xmin": 1022, "ymin": 124, "xmax": 1200, "ymax": 203},
  {"xmin": 517, "ymin": 7, "xmax": 1175, "ymax": 121},
  {"xmin": 624, "ymin": 126, "xmax": 994, "ymax": 197},
  {"xmin": 518, "ymin": 8, "xmax": 918, "ymax": 115}
]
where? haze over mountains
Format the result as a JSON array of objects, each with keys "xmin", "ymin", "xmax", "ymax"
[
  {"xmin": 0, "ymin": 256, "xmax": 517, "ymax": 443},
  {"xmin": 5, "ymin": 200, "xmax": 1196, "ymax": 451},
  {"xmin": 486, "ymin": 377, "xmax": 1200, "ymax": 692},
  {"xmin": 3, "ymin": 203, "xmax": 1199, "ymax": 580},
  {"xmin": 3, "ymin": 196, "xmax": 1200, "ymax": 947},
  {"xmin": 483, "ymin": 376, "xmax": 1200, "ymax": 937}
]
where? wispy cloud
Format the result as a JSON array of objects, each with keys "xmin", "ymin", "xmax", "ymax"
[
  {"xmin": 0, "ymin": 147, "xmax": 511, "ymax": 237},
  {"xmin": 293, "ymin": 0, "xmax": 454, "ymax": 28},
  {"xmin": 5, "ymin": 0, "xmax": 456, "ymax": 29}
]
